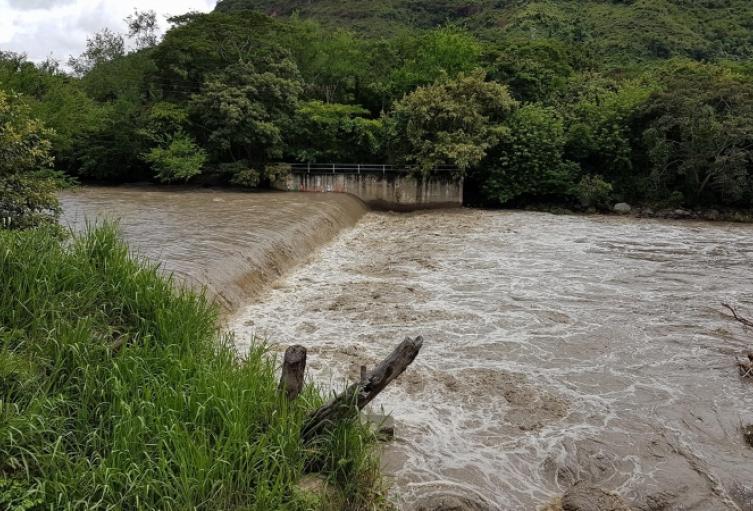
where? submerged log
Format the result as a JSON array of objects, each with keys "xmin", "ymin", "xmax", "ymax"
[
  {"xmin": 302, "ymin": 335, "xmax": 423, "ymax": 441},
  {"xmin": 279, "ymin": 345, "xmax": 307, "ymax": 400}
]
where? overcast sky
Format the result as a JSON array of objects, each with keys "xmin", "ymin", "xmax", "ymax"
[{"xmin": 0, "ymin": 0, "xmax": 218, "ymax": 63}]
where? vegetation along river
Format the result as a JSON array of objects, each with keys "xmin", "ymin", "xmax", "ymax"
[{"xmin": 62, "ymin": 187, "xmax": 753, "ymax": 510}]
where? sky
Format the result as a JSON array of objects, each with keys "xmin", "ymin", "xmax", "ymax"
[{"xmin": 0, "ymin": 0, "xmax": 218, "ymax": 63}]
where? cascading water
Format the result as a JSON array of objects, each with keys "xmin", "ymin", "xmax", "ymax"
[{"xmin": 60, "ymin": 186, "xmax": 367, "ymax": 311}]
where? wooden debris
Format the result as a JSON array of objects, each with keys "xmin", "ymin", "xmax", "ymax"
[
  {"xmin": 722, "ymin": 302, "xmax": 753, "ymax": 328},
  {"xmin": 279, "ymin": 345, "xmax": 307, "ymax": 400},
  {"xmin": 302, "ymin": 335, "xmax": 423, "ymax": 441}
]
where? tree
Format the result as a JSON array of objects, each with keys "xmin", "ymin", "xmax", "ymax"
[
  {"xmin": 151, "ymin": 12, "xmax": 284, "ymax": 100},
  {"xmin": 637, "ymin": 63, "xmax": 753, "ymax": 206},
  {"xmin": 126, "ymin": 10, "xmax": 160, "ymax": 50},
  {"xmin": 482, "ymin": 104, "xmax": 579, "ymax": 205},
  {"xmin": 0, "ymin": 52, "xmax": 105, "ymax": 171},
  {"xmin": 288, "ymin": 101, "xmax": 383, "ymax": 163},
  {"xmin": 282, "ymin": 20, "xmax": 366, "ymax": 104},
  {"xmin": 386, "ymin": 70, "xmax": 517, "ymax": 175},
  {"xmin": 140, "ymin": 102, "xmax": 206, "ymax": 182},
  {"xmin": 189, "ymin": 57, "xmax": 303, "ymax": 184},
  {"xmin": 489, "ymin": 39, "xmax": 576, "ymax": 102},
  {"xmin": 68, "ymin": 29, "xmax": 125, "ymax": 77},
  {"xmin": 0, "ymin": 91, "xmax": 59, "ymax": 229},
  {"xmin": 557, "ymin": 73, "xmax": 654, "ymax": 200},
  {"xmin": 383, "ymin": 26, "xmax": 483, "ymax": 100}
]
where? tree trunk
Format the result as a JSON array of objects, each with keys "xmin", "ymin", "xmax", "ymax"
[{"xmin": 279, "ymin": 345, "xmax": 307, "ymax": 401}]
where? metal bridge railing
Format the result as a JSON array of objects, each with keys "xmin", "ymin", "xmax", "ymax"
[{"xmin": 282, "ymin": 163, "xmax": 457, "ymax": 176}]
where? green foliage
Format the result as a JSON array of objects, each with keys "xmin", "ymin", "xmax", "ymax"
[
  {"xmin": 281, "ymin": 21, "xmax": 367, "ymax": 104},
  {"xmin": 151, "ymin": 11, "xmax": 287, "ymax": 99},
  {"xmin": 559, "ymin": 75, "xmax": 655, "ymax": 188},
  {"xmin": 0, "ymin": 224, "xmax": 385, "ymax": 510},
  {"xmin": 639, "ymin": 61, "xmax": 753, "ymax": 206},
  {"xmin": 387, "ymin": 70, "xmax": 517, "ymax": 175},
  {"xmin": 0, "ymin": 53, "xmax": 105, "ymax": 168},
  {"xmin": 215, "ymin": 0, "xmax": 753, "ymax": 62},
  {"xmin": 143, "ymin": 133, "xmax": 207, "ymax": 183},
  {"xmin": 68, "ymin": 28, "xmax": 125, "ymax": 77},
  {"xmin": 0, "ymin": 90, "xmax": 59, "ymax": 229},
  {"xmin": 574, "ymin": 174, "xmax": 614, "ymax": 209},
  {"xmin": 0, "ymin": 478, "xmax": 42, "ymax": 511},
  {"xmin": 384, "ymin": 26, "xmax": 483, "ymax": 99},
  {"xmin": 290, "ymin": 101, "xmax": 383, "ymax": 163},
  {"xmin": 490, "ymin": 38, "xmax": 576, "ymax": 102},
  {"xmin": 224, "ymin": 161, "xmax": 262, "ymax": 188},
  {"xmin": 139, "ymin": 102, "xmax": 206, "ymax": 183},
  {"xmin": 189, "ymin": 57, "xmax": 303, "ymax": 174},
  {"xmin": 483, "ymin": 104, "xmax": 578, "ymax": 205}
]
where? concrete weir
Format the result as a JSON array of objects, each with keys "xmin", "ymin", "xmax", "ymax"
[{"xmin": 276, "ymin": 164, "xmax": 464, "ymax": 210}]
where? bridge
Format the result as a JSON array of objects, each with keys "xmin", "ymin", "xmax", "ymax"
[{"xmin": 275, "ymin": 163, "xmax": 464, "ymax": 211}]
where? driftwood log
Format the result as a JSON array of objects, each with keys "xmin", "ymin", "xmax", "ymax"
[
  {"xmin": 302, "ymin": 335, "xmax": 423, "ymax": 441},
  {"xmin": 279, "ymin": 344, "xmax": 308, "ymax": 400}
]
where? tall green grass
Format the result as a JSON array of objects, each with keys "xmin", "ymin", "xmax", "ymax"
[{"xmin": 0, "ymin": 224, "xmax": 385, "ymax": 510}]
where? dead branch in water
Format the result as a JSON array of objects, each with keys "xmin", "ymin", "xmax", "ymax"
[
  {"xmin": 722, "ymin": 302, "xmax": 753, "ymax": 328},
  {"xmin": 302, "ymin": 335, "xmax": 423, "ymax": 441},
  {"xmin": 723, "ymin": 303, "xmax": 753, "ymax": 378}
]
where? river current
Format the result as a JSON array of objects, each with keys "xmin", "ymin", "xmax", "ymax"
[{"xmin": 62, "ymin": 187, "xmax": 753, "ymax": 510}]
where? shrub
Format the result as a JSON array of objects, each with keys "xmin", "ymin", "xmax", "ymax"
[
  {"xmin": 574, "ymin": 175, "xmax": 614, "ymax": 209},
  {"xmin": 0, "ymin": 91, "xmax": 59, "ymax": 230}
]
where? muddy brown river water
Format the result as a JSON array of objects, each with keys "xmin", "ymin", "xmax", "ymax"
[{"xmin": 62, "ymin": 187, "xmax": 753, "ymax": 510}]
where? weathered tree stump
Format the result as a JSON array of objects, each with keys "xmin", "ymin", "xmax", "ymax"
[
  {"xmin": 279, "ymin": 345, "xmax": 307, "ymax": 400},
  {"xmin": 302, "ymin": 335, "xmax": 423, "ymax": 441}
]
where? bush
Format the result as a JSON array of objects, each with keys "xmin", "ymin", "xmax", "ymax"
[
  {"xmin": 0, "ymin": 225, "xmax": 385, "ymax": 510},
  {"xmin": 0, "ymin": 91, "xmax": 59, "ymax": 230},
  {"xmin": 143, "ymin": 133, "xmax": 207, "ymax": 183},
  {"xmin": 574, "ymin": 175, "xmax": 614, "ymax": 209}
]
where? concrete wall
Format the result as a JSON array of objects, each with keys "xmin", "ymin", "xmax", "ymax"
[{"xmin": 278, "ymin": 172, "xmax": 463, "ymax": 210}]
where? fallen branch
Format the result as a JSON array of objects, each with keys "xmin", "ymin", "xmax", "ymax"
[
  {"xmin": 722, "ymin": 302, "xmax": 753, "ymax": 328},
  {"xmin": 302, "ymin": 335, "xmax": 423, "ymax": 441}
]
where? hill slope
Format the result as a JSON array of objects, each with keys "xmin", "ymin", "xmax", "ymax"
[{"xmin": 214, "ymin": 0, "xmax": 753, "ymax": 62}]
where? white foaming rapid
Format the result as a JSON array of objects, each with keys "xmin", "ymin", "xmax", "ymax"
[{"xmin": 230, "ymin": 209, "xmax": 753, "ymax": 510}]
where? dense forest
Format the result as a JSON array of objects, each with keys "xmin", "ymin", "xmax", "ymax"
[{"xmin": 3, "ymin": 0, "xmax": 753, "ymax": 229}]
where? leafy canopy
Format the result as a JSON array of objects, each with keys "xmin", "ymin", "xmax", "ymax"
[{"xmin": 387, "ymin": 70, "xmax": 517, "ymax": 176}]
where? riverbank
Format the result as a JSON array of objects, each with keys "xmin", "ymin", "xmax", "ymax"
[{"xmin": 0, "ymin": 224, "xmax": 387, "ymax": 510}]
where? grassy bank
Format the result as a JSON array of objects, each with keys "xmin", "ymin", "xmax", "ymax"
[{"xmin": 0, "ymin": 224, "xmax": 384, "ymax": 510}]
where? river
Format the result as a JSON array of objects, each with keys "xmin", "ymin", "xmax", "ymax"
[{"xmin": 62, "ymin": 187, "xmax": 753, "ymax": 510}]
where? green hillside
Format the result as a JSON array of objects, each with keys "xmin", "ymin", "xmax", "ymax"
[{"xmin": 215, "ymin": 0, "xmax": 753, "ymax": 63}]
